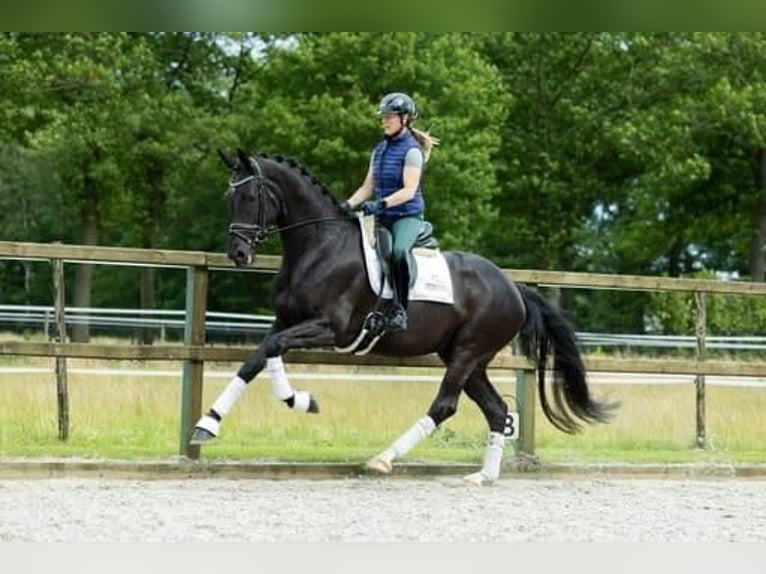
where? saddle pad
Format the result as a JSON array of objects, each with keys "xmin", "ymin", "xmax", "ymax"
[{"xmin": 357, "ymin": 215, "xmax": 454, "ymax": 305}]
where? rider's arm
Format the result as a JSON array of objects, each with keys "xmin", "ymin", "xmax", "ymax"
[{"xmin": 346, "ymin": 157, "xmax": 375, "ymax": 209}]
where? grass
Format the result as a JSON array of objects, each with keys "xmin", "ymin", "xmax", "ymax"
[{"xmin": 1, "ymin": 354, "xmax": 765, "ymax": 466}]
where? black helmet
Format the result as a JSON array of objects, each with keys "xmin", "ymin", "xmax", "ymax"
[{"xmin": 377, "ymin": 92, "xmax": 418, "ymax": 120}]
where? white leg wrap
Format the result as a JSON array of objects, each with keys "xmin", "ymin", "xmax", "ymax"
[
  {"xmin": 210, "ymin": 376, "xmax": 247, "ymax": 417},
  {"xmin": 292, "ymin": 390, "xmax": 312, "ymax": 413},
  {"xmin": 366, "ymin": 416, "xmax": 435, "ymax": 475},
  {"xmin": 267, "ymin": 357, "xmax": 293, "ymax": 400},
  {"xmin": 479, "ymin": 431, "xmax": 506, "ymax": 481},
  {"xmin": 463, "ymin": 432, "xmax": 506, "ymax": 485},
  {"xmin": 195, "ymin": 414, "xmax": 221, "ymax": 436},
  {"xmin": 387, "ymin": 415, "xmax": 436, "ymax": 461}
]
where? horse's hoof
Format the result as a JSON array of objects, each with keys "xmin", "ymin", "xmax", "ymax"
[
  {"xmin": 308, "ymin": 396, "xmax": 320, "ymax": 414},
  {"xmin": 189, "ymin": 414, "xmax": 220, "ymax": 445},
  {"xmin": 365, "ymin": 457, "xmax": 393, "ymax": 474},
  {"xmin": 462, "ymin": 471, "xmax": 494, "ymax": 486},
  {"xmin": 189, "ymin": 427, "xmax": 216, "ymax": 446}
]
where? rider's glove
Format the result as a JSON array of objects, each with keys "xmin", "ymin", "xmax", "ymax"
[
  {"xmin": 339, "ymin": 200, "xmax": 355, "ymax": 217},
  {"xmin": 361, "ymin": 198, "xmax": 388, "ymax": 216}
]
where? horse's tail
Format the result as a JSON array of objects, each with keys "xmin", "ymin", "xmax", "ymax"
[{"xmin": 516, "ymin": 284, "xmax": 618, "ymax": 434}]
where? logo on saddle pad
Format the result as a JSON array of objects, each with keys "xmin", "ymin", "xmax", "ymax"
[{"xmin": 358, "ymin": 215, "xmax": 454, "ymax": 305}]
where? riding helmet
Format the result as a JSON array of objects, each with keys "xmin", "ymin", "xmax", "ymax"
[{"xmin": 377, "ymin": 92, "xmax": 418, "ymax": 120}]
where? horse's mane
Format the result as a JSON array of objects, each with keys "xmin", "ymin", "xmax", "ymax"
[{"xmin": 254, "ymin": 152, "xmax": 341, "ymax": 207}]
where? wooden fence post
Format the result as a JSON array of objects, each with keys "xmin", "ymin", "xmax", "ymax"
[
  {"xmin": 180, "ymin": 265, "xmax": 208, "ymax": 459},
  {"xmin": 694, "ymin": 291, "xmax": 707, "ymax": 449},
  {"xmin": 515, "ymin": 367, "xmax": 536, "ymax": 458},
  {"xmin": 511, "ymin": 332, "xmax": 536, "ymax": 459},
  {"xmin": 51, "ymin": 257, "xmax": 69, "ymax": 441}
]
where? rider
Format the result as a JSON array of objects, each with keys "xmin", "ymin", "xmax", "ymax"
[{"xmin": 340, "ymin": 92, "xmax": 439, "ymax": 333}]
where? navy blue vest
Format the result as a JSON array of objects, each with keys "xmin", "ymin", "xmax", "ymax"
[{"xmin": 372, "ymin": 131, "xmax": 424, "ymax": 218}]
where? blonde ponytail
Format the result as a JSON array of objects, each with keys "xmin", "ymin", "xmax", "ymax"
[{"xmin": 410, "ymin": 127, "xmax": 440, "ymax": 162}]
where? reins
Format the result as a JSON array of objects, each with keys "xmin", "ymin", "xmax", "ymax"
[{"xmin": 229, "ymin": 215, "xmax": 350, "ymax": 247}]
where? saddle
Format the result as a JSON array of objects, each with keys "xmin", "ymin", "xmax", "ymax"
[
  {"xmin": 335, "ymin": 216, "xmax": 452, "ymax": 355},
  {"xmin": 373, "ymin": 221, "xmax": 440, "ymax": 289}
]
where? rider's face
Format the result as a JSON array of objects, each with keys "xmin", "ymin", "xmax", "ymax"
[{"xmin": 381, "ymin": 113, "xmax": 406, "ymax": 136}]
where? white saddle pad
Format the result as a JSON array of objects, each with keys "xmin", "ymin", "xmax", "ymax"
[{"xmin": 356, "ymin": 215, "xmax": 454, "ymax": 305}]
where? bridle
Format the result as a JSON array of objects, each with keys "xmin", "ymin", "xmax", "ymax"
[
  {"xmin": 227, "ymin": 157, "xmax": 269, "ymax": 247},
  {"xmin": 227, "ymin": 155, "xmax": 349, "ymax": 249}
]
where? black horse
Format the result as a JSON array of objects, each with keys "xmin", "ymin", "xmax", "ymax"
[{"xmin": 190, "ymin": 149, "xmax": 616, "ymax": 484}]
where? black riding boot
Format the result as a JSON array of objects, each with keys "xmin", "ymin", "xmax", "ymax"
[{"xmin": 387, "ymin": 258, "xmax": 409, "ymax": 333}]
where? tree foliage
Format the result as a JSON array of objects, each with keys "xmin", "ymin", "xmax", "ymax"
[{"xmin": 1, "ymin": 32, "xmax": 764, "ymax": 337}]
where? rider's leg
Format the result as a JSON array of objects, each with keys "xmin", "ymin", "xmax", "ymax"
[{"xmin": 386, "ymin": 216, "xmax": 422, "ymax": 332}]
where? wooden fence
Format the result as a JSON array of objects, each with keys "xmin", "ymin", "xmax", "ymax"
[{"xmin": 1, "ymin": 240, "xmax": 766, "ymax": 460}]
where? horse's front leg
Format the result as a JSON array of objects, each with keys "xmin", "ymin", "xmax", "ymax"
[{"xmin": 189, "ymin": 319, "xmax": 336, "ymax": 446}]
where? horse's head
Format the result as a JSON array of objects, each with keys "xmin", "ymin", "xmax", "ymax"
[
  {"xmin": 219, "ymin": 148, "xmax": 279, "ymax": 267},
  {"xmin": 219, "ymin": 148, "xmax": 351, "ymax": 267}
]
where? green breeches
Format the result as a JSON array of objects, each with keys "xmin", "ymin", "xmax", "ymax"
[{"xmin": 379, "ymin": 215, "xmax": 423, "ymax": 262}]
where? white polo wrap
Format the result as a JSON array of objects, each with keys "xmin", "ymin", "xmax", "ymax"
[
  {"xmin": 292, "ymin": 390, "xmax": 312, "ymax": 413},
  {"xmin": 211, "ymin": 376, "xmax": 247, "ymax": 417},
  {"xmin": 195, "ymin": 414, "xmax": 221, "ymax": 436},
  {"xmin": 390, "ymin": 415, "xmax": 436, "ymax": 458},
  {"xmin": 267, "ymin": 357, "xmax": 293, "ymax": 400},
  {"xmin": 478, "ymin": 431, "xmax": 506, "ymax": 481}
]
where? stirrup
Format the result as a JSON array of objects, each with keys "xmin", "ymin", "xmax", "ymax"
[
  {"xmin": 385, "ymin": 306, "xmax": 408, "ymax": 333},
  {"xmin": 363, "ymin": 310, "xmax": 387, "ymax": 337}
]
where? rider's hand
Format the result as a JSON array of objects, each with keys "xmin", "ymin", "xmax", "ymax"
[
  {"xmin": 339, "ymin": 200, "xmax": 355, "ymax": 217},
  {"xmin": 361, "ymin": 199, "xmax": 387, "ymax": 216}
]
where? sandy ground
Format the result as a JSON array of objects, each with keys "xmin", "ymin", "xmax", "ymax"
[{"xmin": 1, "ymin": 475, "xmax": 765, "ymax": 542}]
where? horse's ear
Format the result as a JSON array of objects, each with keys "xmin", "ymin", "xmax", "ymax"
[
  {"xmin": 236, "ymin": 148, "xmax": 252, "ymax": 173},
  {"xmin": 217, "ymin": 149, "xmax": 235, "ymax": 170}
]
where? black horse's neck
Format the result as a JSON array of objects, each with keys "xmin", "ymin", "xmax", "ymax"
[{"xmin": 256, "ymin": 154, "xmax": 358, "ymax": 265}]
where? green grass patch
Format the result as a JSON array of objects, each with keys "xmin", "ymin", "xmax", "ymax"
[{"xmin": 1, "ymin": 359, "xmax": 765, "ymax": 465}]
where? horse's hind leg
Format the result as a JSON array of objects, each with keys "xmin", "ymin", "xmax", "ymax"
[{"xmin": 461, "ymin": 369, "xmax": 511, "ymax": 485}]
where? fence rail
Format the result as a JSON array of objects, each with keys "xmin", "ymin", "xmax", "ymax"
[
  {"xmin": 0, "ymin": 305, "xmax": 274, "ymax": 339},
  {"xmin": 4, "ymin": 240, "xmax": 766, "ymax": 294},
  {"xmin": 2, "ymin": 341, "xmax": 766, "ymax": 377},
  {"xmin": 1, "ymin": 240, "xmax": 765, "ymax": 460},
  {"xmin": 3, "ymin": 305, "xmax": 766, "ymax": 351}
]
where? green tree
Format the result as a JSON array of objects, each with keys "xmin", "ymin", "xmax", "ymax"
[
  {"xmin": 231, "ymin": 32, "xmax": 508, "ymax": 251},
  {"xmin": 602, "ymin": 33, "xmax": 766, "ymax": 282},
  {"xmin": 109, "ymin": 33, "xmax": 252, "ymax": 341},
  {"xmin": 3, "ymin": 33, "xmax": 764, "ymax": 340},
  {"xmin": 483, "ymin": 33, "xmax": 766, "ymax": 335}
]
